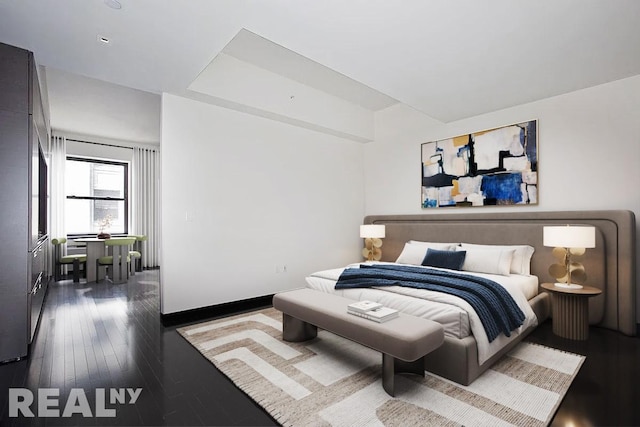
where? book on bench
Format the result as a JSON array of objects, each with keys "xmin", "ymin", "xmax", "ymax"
[
  {"xmin": 347, "ymin": 300, "xmax": 383, "ymax": 314},
  {"xmin": 347, "ymin": 302, "xmax": 399, "ymax": 323}
]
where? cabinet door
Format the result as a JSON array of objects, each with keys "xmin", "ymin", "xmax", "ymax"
[
  {"xmin": 0, "ymin": 42, "xmax": 30, "ymax": 114},
  {"xmin": 29, "ymin": 239, "xmax": 46, "ymax": 342},
  {"xmin": 0, "ymin": 110, "xmax": 29, "ymax": 254},
  {"xmin": 0, "ymin": 109, "xmax": 30, "ymax": 361}
]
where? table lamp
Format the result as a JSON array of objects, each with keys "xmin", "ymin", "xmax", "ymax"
[
  {"xmin": 360, "ymin": 224, "xmax": 386, "ymax": 261},
  {"xmin": 543, "ymin": 225, "xmax": 596, "ymax": 289}
]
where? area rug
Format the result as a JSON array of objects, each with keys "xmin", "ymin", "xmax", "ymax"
[{"xmin": 178, "ymin": 308, "xmax": 584, "ymax": 427}]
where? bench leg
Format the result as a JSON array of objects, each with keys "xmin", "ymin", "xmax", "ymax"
[
  {"xmin": 382, "ymin": 354, "xmax": 425, "ymax": 397},
  {"xmin": 282, "ymin": 314, "xmax": 317, "ymax": 342}
]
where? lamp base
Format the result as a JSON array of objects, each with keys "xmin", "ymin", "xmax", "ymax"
[
  {"xmin": 362, "ymin": 238, "xmax": 383, "ymax": 261},
  {"xmin": 553, "ymin": 282, "xmax": 584, "ymax": 290}
]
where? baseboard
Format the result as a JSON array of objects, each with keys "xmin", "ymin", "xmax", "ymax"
[{"xmin": 160, "ymin": 294, "xmax": 274, "ymax": 327}]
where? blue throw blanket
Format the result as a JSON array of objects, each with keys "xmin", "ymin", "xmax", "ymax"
[{"xmin": 335, "ymin": 264, "xmax": 525, "ymax": 342}]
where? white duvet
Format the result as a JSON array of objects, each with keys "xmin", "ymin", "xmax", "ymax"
[{"xmin": 305, "ymin": 262, "xmax": 538, "ymax": 365}]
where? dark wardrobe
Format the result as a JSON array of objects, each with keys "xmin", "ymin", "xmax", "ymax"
[{"xmin": 0, "ymin": 42, "xmax": 50, "ymax": 362}]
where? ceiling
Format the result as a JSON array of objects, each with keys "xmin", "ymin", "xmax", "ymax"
[{"xmin": 1, "ymin": 0, "xmax": 639, "ymax": 141}]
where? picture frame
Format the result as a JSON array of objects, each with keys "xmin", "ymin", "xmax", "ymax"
[{"xmin": 421, "ymin": 120, "xmax": 537, "ymax": 208}]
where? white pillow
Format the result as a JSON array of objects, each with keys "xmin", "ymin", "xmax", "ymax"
[
  {"xmin": 395, "ymin": 242, "xmax": 457, "ymax": 265},
  {"xmin": 408, "ymin": 240, "xmax": 458, "ymax": 250},
  {"xmin": 456, "ymin": 246, "xmax": 515, "ymax": 276},
  {"xmin": 460, "ymin": 243, "xmax": 535, "ymax": 275}
]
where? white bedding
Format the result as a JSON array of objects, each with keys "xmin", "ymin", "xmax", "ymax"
[{"xmin": 305, "ymin": 261, "xmax": 539, "ymax": 365}]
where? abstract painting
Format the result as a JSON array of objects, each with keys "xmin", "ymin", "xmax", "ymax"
[{"xmin": 421, "ymin": 120, "xmax": 537, "ymax": 208}]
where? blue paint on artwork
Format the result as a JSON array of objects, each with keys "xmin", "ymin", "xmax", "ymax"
[
  {"xmin": 423, "ymin": 197, "xmax": 437, "ymax": 208},
  {"xmin": 481, "ymin": 173, "xmax": 523, "ymax": 203}
]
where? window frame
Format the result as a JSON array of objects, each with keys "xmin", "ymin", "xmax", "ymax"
[{"xmin": 65, "ymin": 156, "xmax": 129, "ymax": 237}]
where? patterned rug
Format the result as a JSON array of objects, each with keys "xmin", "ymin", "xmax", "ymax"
[{"xmin": 178, "ymin": 308, "xmax": 584, "ymax": 427}]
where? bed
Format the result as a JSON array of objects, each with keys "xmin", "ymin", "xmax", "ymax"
[{"xmin": 305, "ymin": 210, "xmax": 636, "ymax": 385}]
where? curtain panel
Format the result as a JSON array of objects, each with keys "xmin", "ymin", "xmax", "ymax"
[
  {"xmin": 50, "ymin": 135, "xmax": 66, "ymax": 246},
  {"xmin": 132, "ymin": 147, "xmax": 160, "ymax": 268}
]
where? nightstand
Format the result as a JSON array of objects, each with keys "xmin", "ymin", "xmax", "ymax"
[{"xmin": 541, "ymin": 283, "xmax": 602, "ymax": 340}]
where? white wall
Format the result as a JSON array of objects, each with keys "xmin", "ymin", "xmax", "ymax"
[
  {"xmin": 160, "ymin": 93, "xmax": 365, "ymax": 314},
  {"xmin": 47, "ymin": 68, "xmax": 161, "ymax": 145},
  {"xmin": 66, "ymin": 139, "xmax": 133, "ymax": 162},
  {"xmin": 368, "ymin": 75, "xmax": 640, "ymax": 215},
  {"xmin": 367, "ymin": 74, "xmax": 640, "ymax": 320},
  {"xmin": 160, "ymin": 75, "xmax": 640, "ymax": 317}
]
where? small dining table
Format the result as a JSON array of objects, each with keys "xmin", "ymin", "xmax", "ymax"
[{"xmin": 74, "ymin": 237, "xmax": 131, "ymax": 283}]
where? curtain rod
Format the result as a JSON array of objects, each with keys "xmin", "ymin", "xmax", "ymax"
[
  {"xmin": 67, "ymin": 138, "xmax": 134, "ymax": 150},
  {"xmin": 63, "ymin": 137, "xmax": 159, "ymax": 151}
]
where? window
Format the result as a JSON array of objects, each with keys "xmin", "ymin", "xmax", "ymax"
[{"xmin": 65, "ymin": 157, "xmax": 128, "ymax": 235}]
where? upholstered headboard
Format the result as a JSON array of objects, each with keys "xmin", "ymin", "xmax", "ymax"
[{"xmin": 364, "ymin": 210, "xmax": 636, "ymax": 336}]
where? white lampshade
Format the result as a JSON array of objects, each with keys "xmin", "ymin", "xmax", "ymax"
[
  {"xmin": 543, "ymin": 225, "xmax": 596, "ymax": 248},
  {"xmin": 360, "ymin": 224, "xmax": 386, "ymax": 239}
]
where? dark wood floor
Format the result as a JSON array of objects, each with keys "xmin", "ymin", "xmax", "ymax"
[
  {"xmin": 0, "ymin": 271, "xmax": 277, "ymax": 426},
  {"xmin": 527, "ymin": 319, "xmax": 640, "ymax": 427},
  {"xmin": 1, "ymin": 271, "xmax": 638, "ymax": 426}
]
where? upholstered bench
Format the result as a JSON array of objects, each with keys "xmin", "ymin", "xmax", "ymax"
[{"xmin": 272, "ymin": 288, "xmax": 444, "ymax": 396}]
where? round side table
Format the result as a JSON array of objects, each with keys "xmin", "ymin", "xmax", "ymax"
[{"xmin": 541, "ymin": 283, "xmax": 602, "ymax": 340}]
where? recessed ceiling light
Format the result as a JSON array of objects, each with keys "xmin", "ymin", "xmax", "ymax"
[
  {"xmin": 98, "ymin": 35, "xmax": 111, "ymax": 44},
  {"xmin": 104, "ymin": 0, "xmax": 122, "ymax": 10}
]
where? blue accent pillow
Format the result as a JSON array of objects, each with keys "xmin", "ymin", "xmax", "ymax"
[{"xmin": 422, "ymin": 248, "xmax": 466, "ymax": 270}]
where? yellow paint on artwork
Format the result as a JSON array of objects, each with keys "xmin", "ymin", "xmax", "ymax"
[
  {"xmin": 451, "ymin": 180, "xmax": 460, "ymax": 196},
  {"xmin": 452, "ymin": 135, "xmax": 469, "ymax": 147}
]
